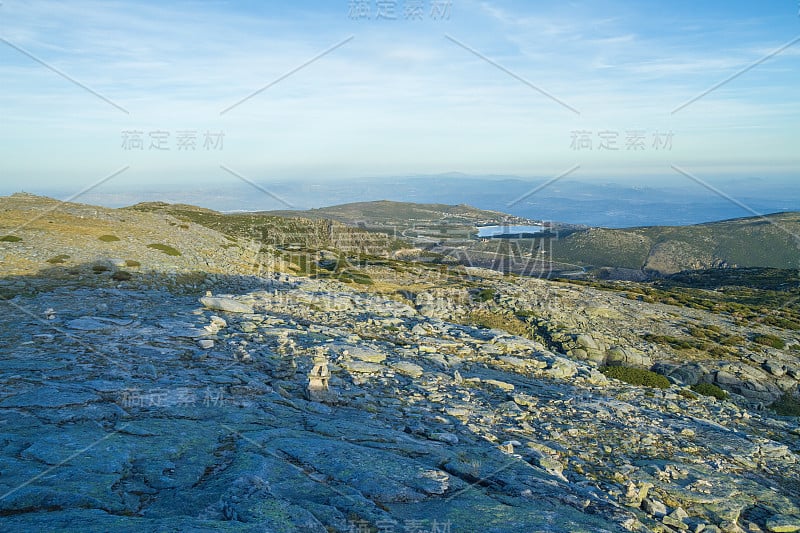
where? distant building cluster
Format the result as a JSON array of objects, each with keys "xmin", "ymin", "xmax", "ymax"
[
  {"xmin": 347, "ymin": 0, "xmax": 453, "ymax": 20},
  {"xmin": 569, "ymin": 130, "xmax": 674, "ymax": 151},
  {"xmin": 121, "ymin": 130, "xmax": 225, "ymax": 151}
]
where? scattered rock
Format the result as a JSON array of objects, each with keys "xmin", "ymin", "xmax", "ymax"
[
  {"xmin": 391, "ymin": 362, "xmax": 424, "ymax": 378},
  {"xmin": 199, "ymin": 296, "xmax": 254, "ymax": 314},
  {"xmin": 766, "ymin": 516, "xmax": 800, "ymax": 533}
]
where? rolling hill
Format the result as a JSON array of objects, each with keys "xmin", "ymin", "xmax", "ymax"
[
  {"xmin": 265, "ymin": 200, "xmax": 536, "ymax": 226},
  {"xmin": 550, "ymin": 211, "xmax": 800, "ymax": 275}
]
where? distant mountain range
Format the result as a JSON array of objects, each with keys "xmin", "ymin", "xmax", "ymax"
[{"xmin": 30, "ymin": 174, "xmax": 800, "ymax": 229}]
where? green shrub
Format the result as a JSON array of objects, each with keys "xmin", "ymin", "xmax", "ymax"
[
  {"xmin": 707, "ymin": 346, "xmax": 730, "ymax": 357},
  {"xmin": 770, "ymin": 393, "xmax": 800, "ymax": 416},
  {"xmin": 147, "ymin": 243, "xmax": 182, "ymax": 256},
  {"xmin": 600, "ymin": 366, "xmax": 671, "ymax": 388},
  {"xmin": 46, "ymin": 254, "xmax": 71, "ymax": 264},
  {"xmin": 92, "ymin": 265, "xmax": 110, "ymax": 273},
  {"xmin": 721, "ymin": 335, "xmax": 746, "ymax": 346},
  {"xmin": 125, "ymin": 259, "xmax": 141, "ymax": 268},
  {"xmin": 475, "ymin": 288, "xmax": 496, "ymax": 302},
  {"xmin": 691, "ymin": 382, "xmax": 728, "ymax": 400},
  {"xmin": 753, "ymin": 333, "xmax": 785, "ymax": 349},
  {"xmin": 112, "ymin": 271, "xmax": 132, "ymax": 281},
  {"xmin": 0, "ymin": 235, "xmax": 22, "ymax": 242},
  {"xmin": 352, "ymin": 274, "xmax": 373, "ymax": 285},
  {"xmin": 98, "ymin": 235, "xmax": 120, "ymax": 242},
  {"xmin": 679, "ymin": 389, "xmax": 698, "ymax": 400}
]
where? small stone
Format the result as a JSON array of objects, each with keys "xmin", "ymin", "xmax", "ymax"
[
  {"xmin": 391, "ymin": 362, "xmax": 424, "ymax": 378},
  {"xmin": 198, "ymin": 339, "xmax": 215, "ymax": 349},
  {"xmin": 484, "ymin": 379, "xmax": 514, "ymax": 392},
  {"xmin": 239, "ymin": 321, "xmax": 257, "ymax": 333},
  {"xmin": 430, "ymin": 432, "xmax": 459, "ymax": 445},
  {"xmin": 346, "ymin": 346, "xmax": 386, "ymax": 363},
  {"xmin": 210, "ymin": 315, "xmax": 227, "ymax": 328},
  {"xmin": 643, "ymin": 498, "xmax": 668, "ymax": 518},
  {"xmin": 664, "ymin": 508, "xmax": 690, "ymax": 530},
  {"xmin": 719, "ymin": 521, "xmax": 745, "ymax": 533},
  {"xmin": 671, "ymin": 507, "xmax": 689, "ymax": 521},
  {"xmin": 537, "ymin": 456, "xmax": 565, "ymax": 479},
  {"xmin": 663, "ymin": 515, "xmax": 689, "ymax": 530},
  {"xmin": 199, "ymin": 296, "xmax": 254, "ymax": 314},
  {"xmin": 546, "ymin": 357, "xmax": 578, "ymax": 379}
]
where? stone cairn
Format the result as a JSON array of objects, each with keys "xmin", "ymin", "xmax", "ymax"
[{"xmin": 306, "ymin": 346, "xmax": 335, "ymax": 403}]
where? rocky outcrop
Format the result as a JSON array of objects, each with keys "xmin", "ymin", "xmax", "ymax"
[
  {"xmin": 0, "ymin": 275, "xmax": 797, "ymax": 532},
  {"xmin": 2, "ymin": 195, "xmax": 799, "ymax": 532}
]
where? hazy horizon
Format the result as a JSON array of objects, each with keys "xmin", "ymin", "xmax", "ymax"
[
  {"xmin": 4, "ymin": 172, "xmax": 799, "ymax": 229},
  {"xmin": 2, "ymin": 0, "xmax": 798, "ymax": 201}
]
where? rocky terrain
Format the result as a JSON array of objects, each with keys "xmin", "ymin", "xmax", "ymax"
[{"xmin": 1, "ymin": 194, "xmax": 799, "ymax": 532}]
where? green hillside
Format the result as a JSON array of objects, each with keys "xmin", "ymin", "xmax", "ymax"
[{"xmin": 550, "ymin": 212, "xmax": 800, "ymax": 274}]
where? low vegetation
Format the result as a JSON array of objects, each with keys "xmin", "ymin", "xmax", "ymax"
[
  {"xmin": 474, "ymin": 288, "xmax": 496, "ymax": 302},
  {"xmin": 752, "ymin": 333, "xmax": 785, "ymax": 349},
  {"xmin": 770, "ymin": 393, "xmax": 800, "ymax": 416},
  {"xmin": 470, "ymin": 309, "xmax": 532, "ymax": 338},
  {"xmin": 600, "ymin": 366, "xmax": 671, "ymax": 388},
  {"xmin": 642, "ymin": 333, "xmax": 732, "ymax": 357},
  {"xmin": 98, "ymin": 235, "xmax": 121, "ymax": 242},
  {"xmin": 112, "ymin": 271, "xmax": 133, "ymax": 281},
  {"xmin": 335, "ymin": 270, "xmax": 374, "ymax": 285},
  {"xmin": 691, "ymin": 382, "xmax": 728, "ymax": 400},
  {"xmin": 125, "ymin": 259, "xmax": 141, "ymax": 268},
  {"xmin": 147, "ymin": 243, "xmax": 182, "ymax": 257},
  {"xmin": 46, "ymin": 254, "xmax": 71, "ymax": 264},
  {"xmin": 0, "ymin": 235, "xmax": 22, "ymax": 242},
  {"xmin": 678, "ymin": 389, "xmax": 698, "ymax": 400}
]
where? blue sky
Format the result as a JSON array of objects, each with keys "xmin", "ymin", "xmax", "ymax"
[{"xmin": 0, "ymin": 0, "xmax": 798, "ymax": 198}]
